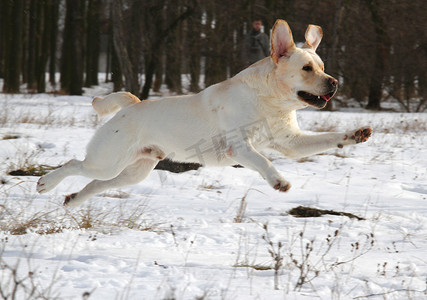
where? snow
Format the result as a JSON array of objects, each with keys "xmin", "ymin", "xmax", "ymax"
[{"xmin": 0, "ymin": 90, "xmax": 426, "ymax": 299}]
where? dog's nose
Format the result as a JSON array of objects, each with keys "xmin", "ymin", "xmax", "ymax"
[{"xmin": 329, "ymin": 77, "xmax": 338, "ymax": 87}]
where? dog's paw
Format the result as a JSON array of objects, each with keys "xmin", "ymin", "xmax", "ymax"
[
  {"xmin": 273, "ymin": 178, "xmax": 291, "ymax": 192},
  {"xmin": 36, "ymin": 176, "xmax": 53, "ymax": 194},
  {"xmin": 266, "ymin": 172, "xmax": 291, "ymax": 192},
  {"xmin": 351, "ymin": 127, "xmax": 372, "ymax": 144},
  {"xmin": 64, "ymin": 193, "xmax": 78, "ymax": 207}
]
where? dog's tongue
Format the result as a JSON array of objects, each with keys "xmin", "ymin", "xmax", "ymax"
[{"xmin": 321, "ymin": 94, "xmax": 331, "ymax": 102}]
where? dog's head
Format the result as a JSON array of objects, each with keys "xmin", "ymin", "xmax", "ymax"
[{"xmin": 270, "ymin": 20, "xmax": 338, "ymax": 109}]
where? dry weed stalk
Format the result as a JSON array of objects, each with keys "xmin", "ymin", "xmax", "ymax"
[
  {"xmin": 233, "ymin": 193, "xmax": 248, "ymax": 223},
  {"xmin": 0, "ymin": 243, "xmax": 60, "ymax": 299},
  {"xmin": 262, "ymin": 223, "xmax": 284, "ymax": 290}
]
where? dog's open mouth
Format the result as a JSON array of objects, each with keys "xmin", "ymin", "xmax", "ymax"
[{"xmin": 297, "ymin": 91, "xmax": 335, "ymax": 108}]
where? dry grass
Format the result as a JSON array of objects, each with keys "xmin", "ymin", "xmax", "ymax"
[
  {"xmin": 8, "ymin": 164, "xmax": 59, "ymax": 177},
  {"xmin": 0, "ymin": 196, "xmax": 163, "ymax": 236},
  {"xmin": 233, "ymin": 262, "xmax": 272, "ymax": 271},
  {"xmin": 198, "ymin": 180, "xmax": 224, "ymax": 191},
  {"xmin": 1, "ymin": 135, "xmax": 20, "ymax": 140},
  {"xmin": 5, "ymin": 147, "xmax": 60, "ymax": 177},
  {"xmin": 233, "ymin": 192, "xmax": 248, "ymax": 223},
  {"xmin": 68, "ymin": 201, "xmax": 164, "ymax": 233},
  {"xmin": 0, "ymin": 205, "xmax": 65, "ymax": 235},
  {"xmin": 0, "ymin": 107, "xmax": 72, "ymax": 127},
  {"xmin": 0, "ymin": 100, "xmax": 100, "ymax": 129}
]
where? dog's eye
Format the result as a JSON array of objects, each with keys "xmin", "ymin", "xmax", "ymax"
[{"xmin": 302, "ymin": 65, "xmax": 313, "ymax": 71}]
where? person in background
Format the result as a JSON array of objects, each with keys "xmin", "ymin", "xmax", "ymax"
[{"xmin": 242, "ymin": 18, "xmax": 270, "ymax": 67}]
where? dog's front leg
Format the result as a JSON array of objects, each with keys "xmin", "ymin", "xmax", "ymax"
[
  {"xmin": 274, "ymin": 127, "xmax": 372, "ymax": 159},
  {"xmin": 229, "ymin": 140, "xmax": 291, "ymax": 192}
]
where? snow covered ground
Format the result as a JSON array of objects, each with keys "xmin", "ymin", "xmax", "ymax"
[{"xmin": 0, "ymin": 90, "xmax": 426, "ymax": 299}]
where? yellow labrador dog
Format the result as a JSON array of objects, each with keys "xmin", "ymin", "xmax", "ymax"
[{"xmin": 37, "ymin": 20, "xmax": 372, "ymax": 207}]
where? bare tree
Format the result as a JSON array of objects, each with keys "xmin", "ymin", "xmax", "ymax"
[
  {"xmin": 2, "ymin": 0, "xmax": 24, "ymax": 93},
  {"xmin": 365, "ymin": 0, "xmax": 390, "ymax": 110},
  {"xmin": 111, "ymin": 0, "xmax": 139, "ymax": 94},
  {"xmin": 164, "ymin": 0, "xmax": 184, "ymax": 94},
  {"xmin": 187, "ymin": 6, "xmax": 202, "ymax": 92},
  {"xmin": 140, "ymin": 0, "xmax": 194, "ymax": 99},
  {"xmin": 203, "ymin": 1, "xmax": 229, "ymax": 87},
  {"xmin": 60, "ymin": 0, "xmax": 85, "ymax": 95},
  {"xmin": 48, "ymin": 0, "xmax": 59, "ymax": 86},
  {"xmin": 324, "ymin": 0, "xmax": 345, "ymax": 111},
  {"xmin": 85, "ymin": 0, "xmax": 102, "ymax": 87}
]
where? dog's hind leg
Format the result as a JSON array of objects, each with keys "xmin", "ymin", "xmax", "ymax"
[
  {"xmin": 37, "ymin": 136, "xmax": 148, "ymax": 195},
  {"xmin": 37, "ymin": 153, "xmax": 134, "ymax": 194},
  {"xmin": 37, "ymin": 159, "xmax": 85, "ymax": 194},
  {"xmin": 63, "ymin": 158, "xmax": 158, "ymax": 207}
]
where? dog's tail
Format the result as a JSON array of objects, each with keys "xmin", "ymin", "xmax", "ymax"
[{"xmin": 92, "ymin": 92, "xmax": 141, "ymax": 117}]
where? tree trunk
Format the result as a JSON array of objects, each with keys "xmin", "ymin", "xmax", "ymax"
[
  {"xmin": 112, "ymin": 47, "xmax": 123, "ymax": 92},
  {"xmin": 324, "ymin": 0, "xmax": 344, "ymax": 111},
  {"xmin": 203, "ymin": 3, "xmax": 229, "ymax": 88},
  {"xmin": 0, "ymin": 0, "xmax": 4, "ymax": 79},
  {"xmin": 108, "ymin": 0, "xmax": 122, "ymax": 91},
  {"xmin": 416, "ymin": 38, "xmax": 426, "ymax": 112},
  {"xmin": 85, "ymin": 0, "xmax": 101, "ymax": 87},
  {"xmin": 60, "ymin": 0, "xmax": 85, "ymax": 95},
  {"xmin": 105, "ymin": 3, "xmax": 113, "ymax": 83},
  {"xmin": 105, "ymin": 34, "xmax": 111, "ymax": 83},
  {"xmin": 2, "ymin": 0, "xmax": 24, "ymax": 93},
  {"xmin": 187, "ymin": 10, "xmax": 201, "ymax": 93},
  {"xmin": 164, "ymin": 2, "xmax": 183, "ymax": 94},
  {"xmin": 153, "ymin": 52, "xmax": 163, "ymax": 93},
  {"xmin": 48, "ymin": 0, "xmax": 59, "ymax": 86},
  {"xmin": 140, "ymin": 2, "xmax": 194, "ymax": 99},
  {"xmin": 365, "ymin": 0, "xmax": 389, "ymax": 110},
  {"xmin": 141, "ymin": 54, "xmax": 155, "ymax": 99},
  {"xmin": 111, "ymin": 0, "xmax": 139, "ymax": 94},
  {"xmin": 37, "ymin": 0, "xmax": 52, "ymax": 93},
  {"xmin": 26, "ymin": 0, "xmax": 50, "ymax": 93},
  {"xmin": 128, "ymin": 0, "xmax": 143, "ymax": 92},
  {"xmin": 140, "ymin": 1, "xmax": 165, "ymax": 100},
  {"xmin": 27, "ymin": 0, "xmax": 38, "ymax": 91}
]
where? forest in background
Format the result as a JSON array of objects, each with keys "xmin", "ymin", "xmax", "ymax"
[{"xmin": 0, "ymin": 0, "xmax": 425, "ymax": 112}]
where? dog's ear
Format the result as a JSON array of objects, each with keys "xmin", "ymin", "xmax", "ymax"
[
  {"xmin": 270, "ymin": 19, "xmax": 296, "ymax": 64},
  {"xmin": 303, "ymin": 24, "xmax": 323, "ymax": 51}
]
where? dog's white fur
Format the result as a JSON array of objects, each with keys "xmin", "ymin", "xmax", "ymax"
[{"xmin": 37, "ymin": 20, "xmax": 372, "ymax": 207}]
